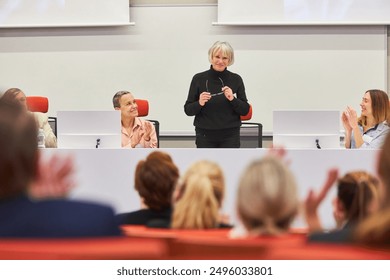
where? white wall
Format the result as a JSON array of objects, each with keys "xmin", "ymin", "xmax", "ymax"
[{"xmin": 0, "ymin": 4, "xmax": 387, "ymax": 136}]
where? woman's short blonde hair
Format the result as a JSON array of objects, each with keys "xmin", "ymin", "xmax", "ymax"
[
  {"xmin": 208, "ymin": 41, "xmax": 235, "ymax": 66},
  {"xmin": 237, "ymin": 156, "xmax": 299, "ymax": 236}
]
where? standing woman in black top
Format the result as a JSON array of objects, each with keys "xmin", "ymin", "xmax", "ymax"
[{"xmin": 184, "ymin": 41, "xmax": 250, "ymax": 148}]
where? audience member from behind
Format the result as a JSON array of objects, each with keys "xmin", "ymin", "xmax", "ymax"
[
  {"xmin": 0, "ymin": 97, "xmax": 120, "ymax": 238},
  {"xmin": 305, "ymin": 169, "xmax": 380, "ymax": 243},
  {"xmin": 171, "ymin": 160, "xmax": 231, "ymax": 229},
  {"xmin": 342, "ymin": 89, "xmax": 390, "ymax": 149},
  {"xmin": 116, "ymin": 151, "xmax": 179, "ymax": 228},
  {"xmin": 113, "ymin": 90, "xmax": 157, "ymax": 148},
  {"xmin": 184, "ymin": 41, "xmax": 250, "ymax": 148},
  {"xmin": 2, "ymin": 88, "xmax": 57, "ymax": 148},
  {"xmin": 355, "ymin": 133, "xmax": 390, "ymax": 245},
  {"xmin": 234, "ymin": 156, "xmax": 299, "ymax": 237}
]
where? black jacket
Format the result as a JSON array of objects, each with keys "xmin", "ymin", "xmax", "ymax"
[{"xmin": 184, "ymin": 66, "xmax": 250, "ymax": 130}]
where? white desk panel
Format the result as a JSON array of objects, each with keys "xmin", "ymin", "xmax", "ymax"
[{"xmin": 42, "ymin": 148, "xmax": 379, "ymax": 230}]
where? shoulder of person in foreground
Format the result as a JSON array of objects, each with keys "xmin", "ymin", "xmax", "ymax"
[
  {"xmin": 0, "ymin": 196, "xmax": 121, "ymax": 238},
  {"xmin": 116, "ymin": 207, "xmax": 172, "ymax": 226},
  {"xmin": 35, "ymin": 198, "xmax": 122, "ymax": 237},
  {"xmin": 308, "ymin": 227, "xmax": 354, "ymax": 244}
]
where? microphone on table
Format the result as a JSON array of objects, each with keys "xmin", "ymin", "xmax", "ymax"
[
  {"xmin": 315, "ymin": 139, "xmax": 321, "ymax": 149},
  {"xmin": 96, "ymin": 138, "xmax": 101, "ymax": 149}
]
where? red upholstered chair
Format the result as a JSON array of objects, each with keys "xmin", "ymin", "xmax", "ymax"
[
  {"xmin": 26, "ymin": 96, "xmax": 49, "ymax": 113},
  {"xmin": 135, "ymin": 99, "xmax": 149, "ymax": 117},
  {"xmin": 240, "ymin": 104, "xmax": 263, "ymax": 148},
  {"xmin": 135, "ymin": 99, "xmax": 160, "ymax": 147},
  {"xmin": 26, "ymin": 96, "xmax": 57, "ymax": 136},
  {"xmin": 0, "ymin": 237, "xmax": 168, "ymax": 260},
  {"xmin": 240, "ymin": 103, "xmax": 252, "ymax": 121},
  {"xmin": 267, "ymin": 243, "xmax": 390, "ymax": 260},
  {"xmin": 121, "ymin": 225, "xmax": 231, "ymax": 240}
]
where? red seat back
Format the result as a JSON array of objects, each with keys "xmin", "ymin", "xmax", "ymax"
[
  {"xmin": 241, "ymin": 104, "xmax": 252, "ymax": 121},
  {"xmin": 0, "ymin": 237, "xmax": 168, "ymax": 260},
  {"xmin": 135, "ymin": 99, "xmax": 149, "ymax": 117},
  {"xmin": 26, "ymin": 96, "xmax": 49, "ymax": 113}
]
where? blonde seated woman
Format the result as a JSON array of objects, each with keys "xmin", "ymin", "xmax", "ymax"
[
  {"xmin": 231, "ymin": 155, "xmax": 299, "ymax": 237},
  {"xmin": 2, "ymin": 88, "xmax": 57, "ymax": 148},
  {"xmin": 171, "ymin": 160, "xmax": 232, "ymax": 229}
]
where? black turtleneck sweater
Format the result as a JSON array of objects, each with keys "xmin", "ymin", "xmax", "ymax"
[{"xmin": 184, "ymin": 66, "xmax": 250, "ymax": 131}]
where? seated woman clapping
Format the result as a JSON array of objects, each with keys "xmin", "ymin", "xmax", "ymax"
[{"xmin": 342, "ymin": 89, "xmax": 390, "ymax": 149}]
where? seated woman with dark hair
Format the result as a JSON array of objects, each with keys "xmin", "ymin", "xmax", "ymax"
[{"xmin": 116, "ymin": 151, "xmax": 179, "ymax": 227}]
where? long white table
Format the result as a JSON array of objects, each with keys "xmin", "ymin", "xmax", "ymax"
[{"xmin": 42, "ymin": 148, "xmax": 379, "ymax": 230}]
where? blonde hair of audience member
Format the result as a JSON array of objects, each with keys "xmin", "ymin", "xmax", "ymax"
[
  {"xmin": 237, "ymin": 156, "xmax": 298, "ymax": 236},
  {"xmin": 171, "ymin": 161, "xmax": 225, "ymax": 229},
  {"xmin": 355, "ymin": 133, "xmax": 390, "ymax": 244}
]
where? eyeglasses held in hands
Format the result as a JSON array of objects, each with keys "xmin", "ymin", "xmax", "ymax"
[{"xmin": 206, "ymin": 77, "xmax": 225, "ymax": 97}]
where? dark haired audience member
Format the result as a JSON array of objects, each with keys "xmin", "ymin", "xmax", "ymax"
[
  {"xmin": 116, "ymin": 151, "xmax": 179, "ymax": 228},
  {"xmin": 0, "ymin": 96, "xmax": 120, "ymax": 238},
  {"xmin": 354, "ymin": 133, "xmax": 390, "ymax": 245},
  {"xmin": 305, "ymin": 169, "xmax": 380, "ymax": 243}
]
